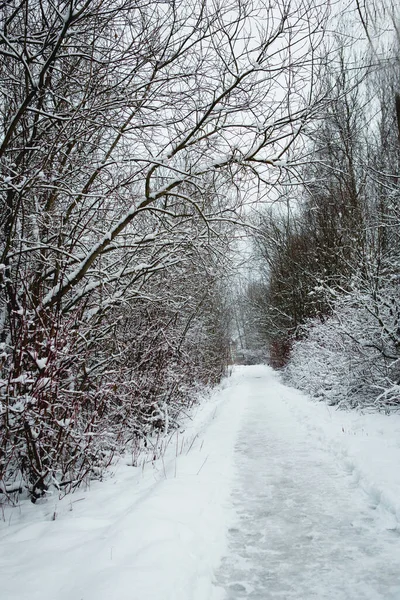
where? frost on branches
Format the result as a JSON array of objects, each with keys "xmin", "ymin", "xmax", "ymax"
[{"xmin": 285, "ymin": 286, "xmax": 400, "ymax": 410}]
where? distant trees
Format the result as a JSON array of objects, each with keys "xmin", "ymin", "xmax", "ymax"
[
  {"xmin": 0, "ymin": 0, "xmax": 328, "ymax": 500},
  {"xmin": 247, "ymin": 30, "xmax": 400, "ymax": 407}
]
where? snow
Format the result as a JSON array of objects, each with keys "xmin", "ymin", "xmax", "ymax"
[
  {"xmin": 41, "ymin": 233, "xmax": 157, "ymax": 307},
  {"xmin": 0, "ymin": 374, "xmax": 245, "ymax": 600},
  {"xmin": 280, "ymin": 378, "xmax": 400, "ymax": 530},
  {"xmin": 213, "ymin": 366, "xmax": 400, "ymax": 599},
  {"xmin": 3, "ymin": 366, "xmax": 400, "ymax": 599},
  {"xmin": 35, "ymin": 357, "xmax": 48, "ymax": 370}
]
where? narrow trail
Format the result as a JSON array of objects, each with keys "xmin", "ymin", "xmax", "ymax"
[{"xmin": 213, "ymin": 367, "xmax": 400, "ymax": 600}]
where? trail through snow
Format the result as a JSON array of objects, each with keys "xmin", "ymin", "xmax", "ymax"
[
  {"xmin": 213, "ymin": 367, "xmax": 400, "ymax": 599},
  {"xmin": 2, "ymin": 365, "xmax": 400, "ymax": 599}
]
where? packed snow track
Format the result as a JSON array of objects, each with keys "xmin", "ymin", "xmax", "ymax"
[
  {"xmin": 213, "ymin": 367, "xmax": 400, "ymax": 599},
  {"xmin": 2, "ymin": 365, "xmax": 400, "ymax": 600}
]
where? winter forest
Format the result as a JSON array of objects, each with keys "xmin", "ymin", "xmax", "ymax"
[{"xmin": 1, "ymin": 0, "xmax": 399, "ymax": 509}]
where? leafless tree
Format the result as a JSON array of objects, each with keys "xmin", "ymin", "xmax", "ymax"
[
  {"xmin": 0, "ymin": 0, "xmax": 329, "ymax": 500},
  {"xmin": 250, "ymin": 20, "xmax": 400, "ymax": 406}
]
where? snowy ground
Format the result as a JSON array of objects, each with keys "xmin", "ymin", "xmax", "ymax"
[
  {"xmin": 213, "ymin": 368, "xmax": 400, "ymax": 599},
  {"xmin": 2, "ymin": 365, "xmax": 400, "ymax": 599}
]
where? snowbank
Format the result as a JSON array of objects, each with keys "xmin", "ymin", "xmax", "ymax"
[
  {"xmin": 0, "ymin": 371, "xmax": 247, "ymax": 600},
  {"xmin": 280, "ymin": 374, "xmax": 400, "ymax": 530}
]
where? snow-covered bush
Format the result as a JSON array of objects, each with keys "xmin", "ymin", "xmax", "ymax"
[
  {"xmin": 0, "ymin": 262, "xmax": 231, "ymax": 502},
  {"xmin": 285, "ymin": 285, "xmax": 400, "ymax": 410}
]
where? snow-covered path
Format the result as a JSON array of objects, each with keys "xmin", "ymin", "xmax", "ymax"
[
  {"xmin": 214, "ymin": 367, "xmax": 400, "ymax": 599},
  {"xmin": 3, "ymin": 365, "xmax": 400, "ymax": 600}
]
